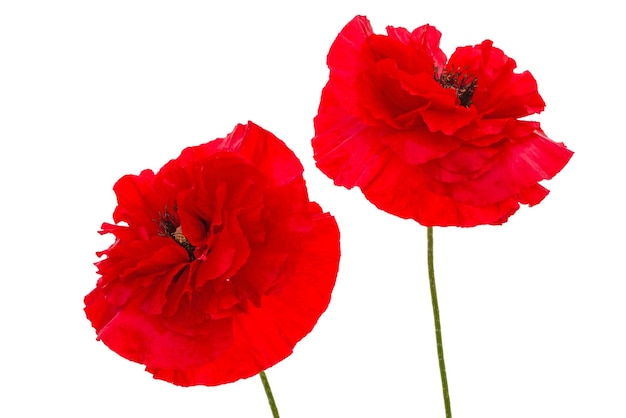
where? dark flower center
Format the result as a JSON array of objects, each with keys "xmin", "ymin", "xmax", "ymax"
[
  {"xmin": 158, "ymin": 206, "xmax": 196, "ymax": 260},
  {"xmin": 435, "ymin": 67, "xmax": 477, "ymax": 107}
]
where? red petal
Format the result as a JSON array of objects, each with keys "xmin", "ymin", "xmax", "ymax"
[
  {"xmin": 87, "ymin": 122, "xmax": 340, "ymax": 387},
  {"xmin": 146, "ymin": 203, "xmax": 340, "ymax": 386},
  {"xmin": 312, "ymin": 17, "xmax": 573, "ymax": 226},
  {"xmin": 327, "ymin": 15, "xmax": 374, "ymax": 77},
  {"xmin": 206, "ymin": 123, "xmax": 305, "ymax": 188},
  {"xmin": 518, "ymin": 183, "xmax": 549, "ymax": 206},
  {"xmin": 96, "ymin": 299, "xmax": 234, "ymax": 369},
  {"xmin": 194, "ymin": 211, "xmax": 250, "ymax": 288},
  {"xmin": 449, "ymin": 40, "xmax": 545, "ymax": 118},
  {"xmin": 353, "ymin": 145, "xmax": 518, "ymax": 226}
]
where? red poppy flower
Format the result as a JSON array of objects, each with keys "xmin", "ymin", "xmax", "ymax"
[
  {"xmin": 312, "ymin": 15, "xmax": 573, "ymax": 227},
  {"xmin": 85, "ymin": 122, "xmax": 340, "ymax": 386}
]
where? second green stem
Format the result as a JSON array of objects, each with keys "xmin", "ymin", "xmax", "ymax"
[
  {"xmin": 259, "ymin": 370, "xmax": 280, "ymax": 418},
  {"xmin": 427, "ymin": 226, "xmax": 452, "ymax": 418}
]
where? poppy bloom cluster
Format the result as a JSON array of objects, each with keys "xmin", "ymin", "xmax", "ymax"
[
  {"xmin": 85, "ymin": 122, "xmax": 340, "ymax": 386},
  {"xmin": 312, "ymin": 15, "xmax": 573, "ymax": 227}
]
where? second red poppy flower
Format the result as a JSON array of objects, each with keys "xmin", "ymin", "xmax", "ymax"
[{"xmin": 312, "ymin": 15, "xmax": 572, "ymax": 227}]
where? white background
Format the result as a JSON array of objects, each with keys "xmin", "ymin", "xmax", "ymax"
[{"xmin": 1, "ymin": 1, "xmax": 623, "ymax": 417}]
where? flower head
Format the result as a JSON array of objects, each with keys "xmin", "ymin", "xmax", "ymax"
[
  {"xmin": 85, "ymin": 122, "xmax": 340, "ymax": 386},
  {"xmin": 312, "ymin": 15, "xmax": 573, "ymax": 227}
]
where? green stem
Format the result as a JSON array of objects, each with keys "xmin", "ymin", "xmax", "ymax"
[
  {"xmin": 427, "ymin": 227, "xmax": 452, "ymax": 418},
  {"xmin": 259, "ymin": 370, "xmax": 280, "ymax": 418}
]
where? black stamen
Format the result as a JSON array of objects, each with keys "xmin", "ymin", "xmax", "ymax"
[
  {"xmin": 156, "ymin": 205, "xmax": 196, "ymax": 260},
  {"xmin": 435, "ymin": 67, "xmax": 477, "ymax": 107}
]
